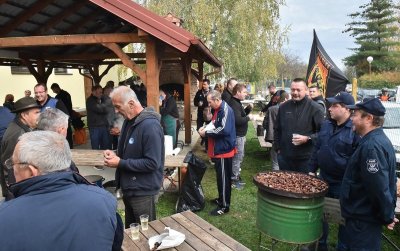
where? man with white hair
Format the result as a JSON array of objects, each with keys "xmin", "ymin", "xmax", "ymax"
[
  {"xmin": 37, "ymin": 108, "xmax": 79, "ymax": 172},
  {"xmin": 103, "ymin": 86, "xmax": 164, "ymax": 227},
  {"xmin": 0, "ymin": 131, "xmax": 121, "ymax": 250}
]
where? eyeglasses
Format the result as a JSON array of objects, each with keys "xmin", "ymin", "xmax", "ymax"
[
  {"xmin": 4, "ymin": 158, "xmax": 29, "ymax": 170},
  {"xmin": 34, "ymin": 91, "xmax": 46, "ymax": 95}
]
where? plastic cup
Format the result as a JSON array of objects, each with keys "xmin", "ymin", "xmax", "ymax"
[
  {"xmin": 140, "ymin": 214, "xmax": 149, "ymax": 231},
  {"xmin": 292, "ymin": 133, "xmax": 300, "ymax": 145},
  {"xmin": 129, "ymin": 223, "xmax": 140, "ymax": 241}
]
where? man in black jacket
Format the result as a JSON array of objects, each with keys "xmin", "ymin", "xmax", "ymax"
[
  {"xmin": 228, "ymin": 84, "xmax": 253, "ymax": 189},
  {"xmin": 221, "ymin": 77, "xmax": 238, "ymax": 103},
  {"xmin": 274, "ymin": 78, "xmax": 324, "ymax": 173},
  {"xmin": 309, "ymin": 84, "xmax": 326, "ymax": 116},
  {"xmin": 194, "ymin": 79, "xmax": 211, "ymax": 130}
]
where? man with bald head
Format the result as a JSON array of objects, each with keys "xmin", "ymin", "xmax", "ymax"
[{"xmin": 274, "ymin": 78, "xmax": 324, "ymax": 173}]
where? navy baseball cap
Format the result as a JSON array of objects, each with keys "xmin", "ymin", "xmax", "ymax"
[
  {"xmin": 346, "ymin": 97, "xmax": 386, "ymax": 116},
  {"xmin": 326, "ymin": 92, "xmax": 355, "ymax": 105}
]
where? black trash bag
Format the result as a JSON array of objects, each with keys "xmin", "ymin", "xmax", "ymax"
[{"xmin": 176, "ymin": 152, "xmax": 207, "ymax": 213}]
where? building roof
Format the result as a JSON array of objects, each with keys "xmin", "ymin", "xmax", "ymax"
[{"xmin": 0, "ymin": 0, "xmax": 222, "ymax": 68}]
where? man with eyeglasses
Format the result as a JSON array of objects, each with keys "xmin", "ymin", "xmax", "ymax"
[
  {"xmin": 34, "ymin": 83, "xmax": 73, "ymax": 148},
  {"xmin": 0, "ymin": 131, "xmax": 122, "ymax": 250},
  {"xmin": 340, "ymin": 98, "xmax": 397, "ymax": 250},
  {"xmin": 0, "ymin": 97, "xmax": 41, "ymax": 200}
]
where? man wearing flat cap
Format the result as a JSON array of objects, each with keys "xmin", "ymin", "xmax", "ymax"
[
  {"xmin": 340, "ymin": 98, "xmax": 398, "ymax": 250},
  {"xmin": 0, "ymin": 97, "xmax": 40, "ymax": 200},
  {"xmin": 308, "ymin": 92, "xmax": 360, "ymax": 251}
]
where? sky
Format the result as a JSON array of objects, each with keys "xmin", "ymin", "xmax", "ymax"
[{"xmin": 279, "ymin": 0, "xmax": 369, "ymax": 70}]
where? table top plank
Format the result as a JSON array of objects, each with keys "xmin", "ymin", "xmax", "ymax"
[
  {"xmin": 122, "ymin": 231, "xmax": 141, "ymax": 251},
  {"xmin": 71, "ymin": 149, "xmax": 188, "ymax": 168},
  {"xmin": 170, "ymin": 213, "xmax": 232, "ymax": 251},
  {"xmin": 159, "ymin": 216, "xmax": 215, "ymax": 251},
  {"xmin": 180, "ymin": 211, "xmax": 251, "ymax": 251},
  {"xmin": 123, "ymin": 229, "xmax": 151, "ymax": 250}
]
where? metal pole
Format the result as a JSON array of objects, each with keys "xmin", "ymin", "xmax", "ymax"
[{"xmin": 369, "ymin": 63, "xmax": 372, "ymax": 81}]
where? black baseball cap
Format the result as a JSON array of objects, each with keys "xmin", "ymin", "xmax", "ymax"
[
  {"xmin": 326, "ymin": 92, "xmax": 355, "ymax": 106},
  {"xmin": 346, "ymin": 97, "xmax": 385, "ymax": 116}
]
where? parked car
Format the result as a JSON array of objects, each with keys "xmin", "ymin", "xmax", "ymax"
[
  {"xmin": 357, "ymin": 89, "xmax": 380, "ymax": 101},
  {"xmin": 382, "ymin": 102, "xmax": 400, "ymax": 170}
]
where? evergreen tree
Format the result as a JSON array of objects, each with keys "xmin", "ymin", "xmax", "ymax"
[{"xmin": 343, "ymin": 0, "xmax": 400, "ymax": 76}]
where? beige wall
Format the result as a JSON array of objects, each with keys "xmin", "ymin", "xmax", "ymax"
[{"xmin": 0, "ymin": 66, "xmax": 122, "ymax": 109}]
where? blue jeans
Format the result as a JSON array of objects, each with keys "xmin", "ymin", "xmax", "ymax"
[
  {"xmin": 232, "ymin": 136, "xmax": 246, "ymax": 179},
  {"xmin": 89, "ymin": 126, "xmax": 111, "ymax": 150}
]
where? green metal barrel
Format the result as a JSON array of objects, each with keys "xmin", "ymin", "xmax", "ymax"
[{"xmin": 256, "ymin": 189, "xmax": 325, "ymax": 244}]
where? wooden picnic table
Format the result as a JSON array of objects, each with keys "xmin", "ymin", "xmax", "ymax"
[
  {"xmin": 122, "ymin": 210, "xmax": 250, "ymax": 251},
  {"xmin": 71, "ymin": 149, "xmax": 188, "ymax": 169}
]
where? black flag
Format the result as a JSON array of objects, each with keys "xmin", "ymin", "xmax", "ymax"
[{"xmin": 306, "ymin": 30, "xmax": 349, "ymax": 97}]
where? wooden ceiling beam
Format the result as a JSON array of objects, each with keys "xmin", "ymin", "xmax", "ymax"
[
  {"xmin": 33, "ymin": 1, "xmax": 88, "ymax": 36},
  {"xmin": 38, "ymin": 52, "xmax": 146, "ymax": 61},
  {"xmin": 0, "ymin": 33, "xmax": 141, "ymax": 48},
  {"xmin": 0, "ymin": 0, "xmax": 54, "ymax": 36}
]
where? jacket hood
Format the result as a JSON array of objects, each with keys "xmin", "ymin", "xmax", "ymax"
[{"xmin": 134, "ymin": 107, "xmax": 161, "ymax": 126}]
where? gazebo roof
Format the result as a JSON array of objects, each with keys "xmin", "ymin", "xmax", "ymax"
[{"xmin": 0, "ymin": 0, "xmax": 222, "ymax": 69}]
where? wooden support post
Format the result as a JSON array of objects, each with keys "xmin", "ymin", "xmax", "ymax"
[
  {"xmin": 352, "ymin": 78, "xmax": 358, "ymax": 102},
  {"xmin": 21, "ymin": 59, "xmax": 53, "ymax": 84},
  {"xmin": 198, "ymin": 61, "xmax": 204, "ymax": 88},
  {"xmin": 182, "ymin": 57, "xmax": 192, "ymax": 144},
  {"xmin": 145, "ymin": 39, "xmax": 160, "ymax": 111}
]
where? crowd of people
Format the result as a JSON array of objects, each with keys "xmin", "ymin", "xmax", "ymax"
[
  {"xmin": 0, "ymin": 77, "xmax": 398, "ymax": 250},
  {"xmin": 262, "ymin": 79, "xmax": 397, "ymax": 251}
]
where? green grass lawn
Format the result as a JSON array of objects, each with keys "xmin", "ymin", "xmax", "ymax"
[{"xmin": 155, "ymin": 122, "xmax": 400, "ymax": 250}]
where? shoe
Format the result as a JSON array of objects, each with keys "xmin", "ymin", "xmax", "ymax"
[
  {"xmin": 211, "ymin": 198, "xmax": 221, "ymax": 207},
  {"xmin": 93, "ymin": 166, "xmax": 104, "ymax": 171},
  {"xmin": 209, "ymin": 207, "xmax": 229, "ymax": 216},
  {"xmin": 232, "ymin": 180, "xmax": 244, "ymax": 190}
]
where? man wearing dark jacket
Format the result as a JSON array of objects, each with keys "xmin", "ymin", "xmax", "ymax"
[
  {"xmin": 341, "ymin": 98, "xmax": 397, "ymax": 250},
  {"xmin": 194, "ymin": 79, "xmax": 211, "ymax": 130},
  {"xmin": 159, "ymin": 87, "xmax": 179, "ymax": 148},
  {"xmin": 104, "ymin": 86, "xmax": 164, "ymax": 227},
  {"xmin": 308, "ymin": 92, "xmax": 359, "ymax": 251},
  {"xmin": 86, "ymin": 85, "xmax": 110, "ymax": 150},
  {"xmin": 34, "ymin": 83, "xmax": 73, "ymax": 148},
  {"xmin": 309, "ymin": 84, "xmax": 326, "ymax": 116},
  {"xmin": 0, "ymin": 131, "xmax": 122, "ymax": 250},
  {"xmin": 274, "ymin": 78, "xmax": 324, "ymax": 173},
  {"xmin": 199, "ymin": 90, "xmax": 236, "ymax": 216},
  {"xmin": 221, "ymin": 77, "xmax": 238, "ymax": 103},
  {"xmin": 228, "ymin": 84, "xmax": 252, "ymax": 189},
  {"xmin": 0, "ymin": 97, "xmax": 41, "ymax": 199}
]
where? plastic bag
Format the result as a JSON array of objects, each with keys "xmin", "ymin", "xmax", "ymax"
[{"xmin": 176, "ymin": 152, "xmax": 207, "ymax": 213}]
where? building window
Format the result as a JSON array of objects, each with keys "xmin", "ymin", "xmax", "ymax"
[
  {"xmin": 10, "ymin": 66, "xmax": 30, "ymax": 74},
  {"xmin": 54, "ymin": 68, "xmax": 72, "ymax": 75}
]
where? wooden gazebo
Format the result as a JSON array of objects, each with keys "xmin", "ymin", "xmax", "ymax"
[{"xmin": 0, "ymin": 0, "xmax": 222, "ymax": 143}]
